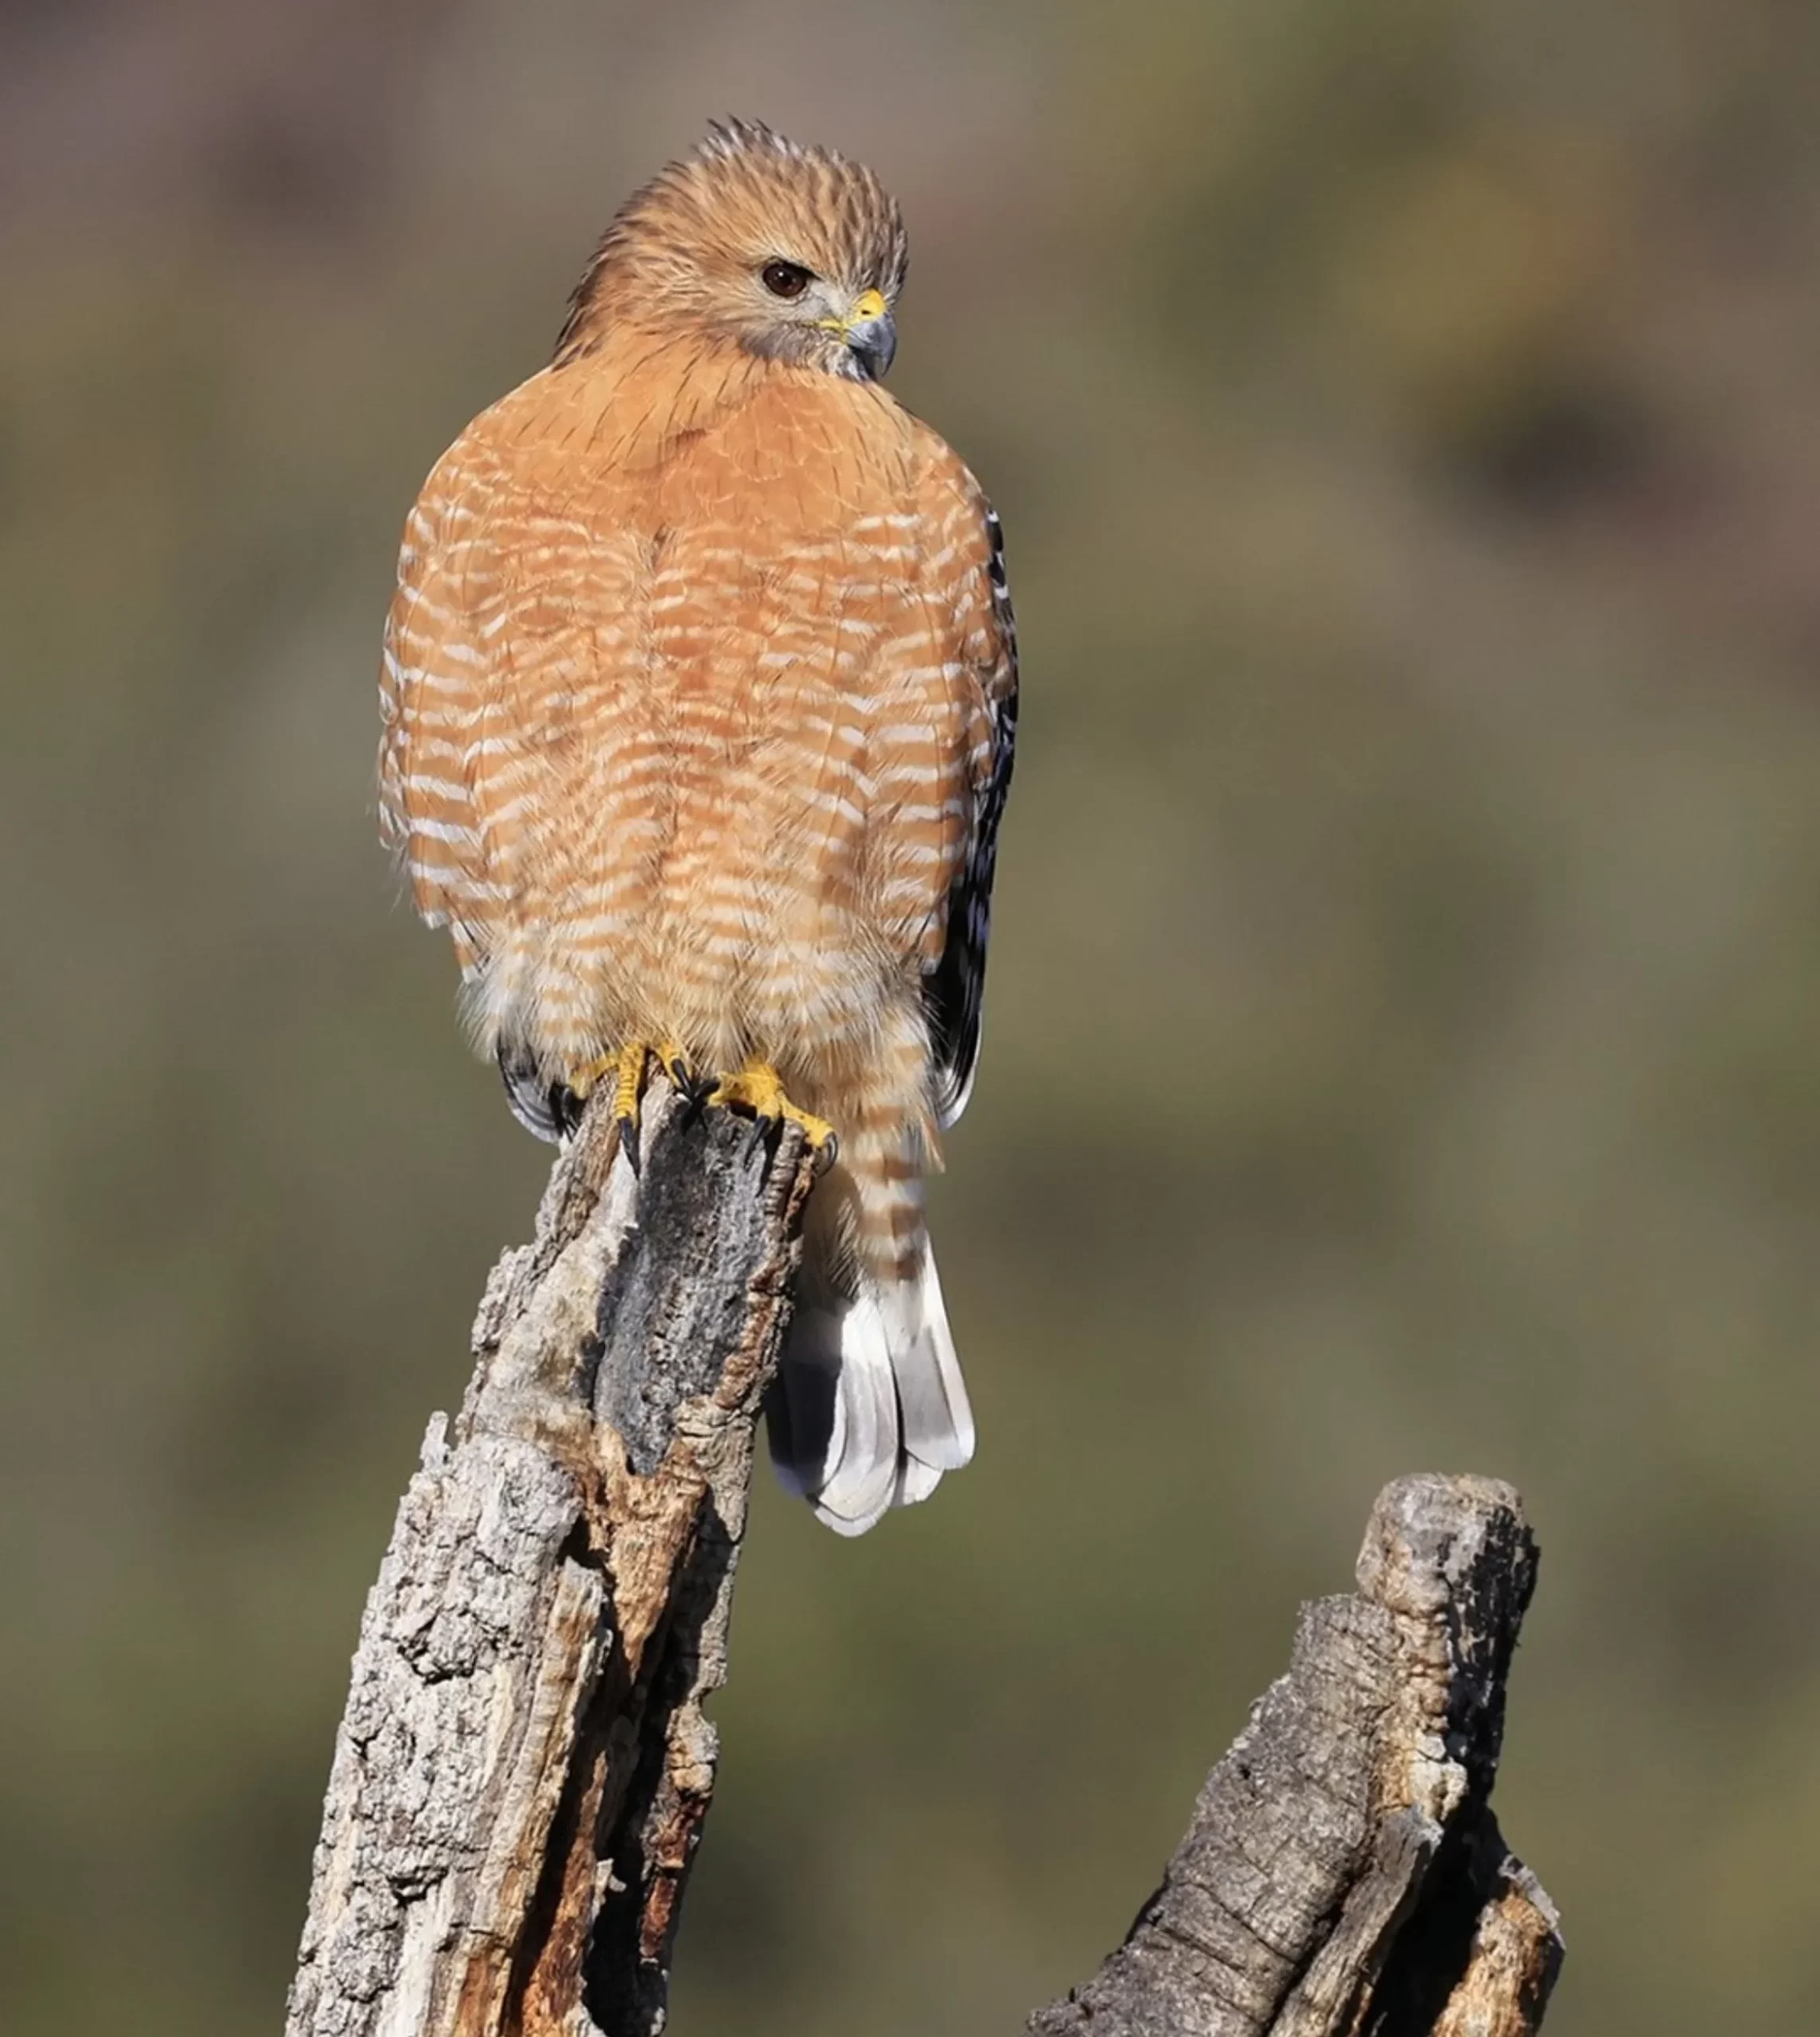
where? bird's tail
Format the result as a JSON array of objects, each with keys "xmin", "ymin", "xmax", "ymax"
[{"xmin": 766, "ymin": 1091, "xmax": 974, "ymax": 1536}]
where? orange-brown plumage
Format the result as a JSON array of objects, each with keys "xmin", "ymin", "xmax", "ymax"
[{"xmin": 378, "ymin": 121, "xmax": 1017, "ymax": 1532}]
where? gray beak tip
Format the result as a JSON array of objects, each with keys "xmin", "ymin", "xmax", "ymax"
[{"xmin": 847, "ymin": 311, "xmax": 898, "ymax": 381}]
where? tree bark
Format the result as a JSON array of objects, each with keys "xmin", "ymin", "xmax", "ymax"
[
  {"xmin": 288, "ymin": 1079, "xmax": 1561, "ymax": 2036},
  {"xmin": 286, "ymin": 1077, "xmax": 819, "ymax": 2037},
  {"xmin": 1027, "ymin": 1474, "xmax": 1561, "ymax": 2037}
]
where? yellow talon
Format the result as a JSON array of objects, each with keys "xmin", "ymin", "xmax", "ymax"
[
  {"xmin": 566, "ymin": 1041, "xmax": 704, "ymax": 1168},
  {"xmin": 566, "ymin": 1052, "xmax": 618, "ymax": 1105},
  {"xmin": 653, "ymin": 1039, "xmax": 698, "ymax": 1094},
  {"xmin": 610, "ymin": 1042, "xmax": 647, "ymax": 1125},
  {"xmin": 563, "ymin": 1047, "xmax": 829, "ymax": 1165},
  {"xmin": 569, "ymin": 1041, "xmax": 700, "ymax": 1122},
  {"xmin": 707, "ymin": 1061, "xmax": 838, "ymax": 1154},
  {"xmin": 555, "ymin": 1044, "xmax": 649, "ymax": 1167}
]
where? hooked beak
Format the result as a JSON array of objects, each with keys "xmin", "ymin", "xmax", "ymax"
[{"xmin": 830, "ymin": 286, "xmax": 896, "ymax": 380}]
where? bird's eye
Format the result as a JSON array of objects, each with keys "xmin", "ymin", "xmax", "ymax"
[{"xmin": 760, "ymin": 259, "xmax": 813, "ymax": 300}]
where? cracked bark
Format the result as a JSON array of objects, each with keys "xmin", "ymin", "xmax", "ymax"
[
  {"xmin": 286, "ymin": 1077, "xmax": 816, "ymax": 2037},
  {"xmin": 1027, "ymin": 1474, "xmax": 1561, "ymax": 2037},
  {"xmin": 287, "ymin": 1073, "xmax": 1560, "ymax": 2035}
]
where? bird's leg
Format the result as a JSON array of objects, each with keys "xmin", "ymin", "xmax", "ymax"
[
  {"xmin": 561, "ymin": 1040, "xmax": 706, "ymax": 1167},
  {"xmin": 564, "ymin": 1047, "xmax": 626, "ymax": 1111},
  {"xmin": 557, "ymin": 1045, "xmax": 635, "ymax": 1156},
  {"xmin": 708, "ymin": 1060, "xmax": 839, "ymax": 1159},
  {"xmin": 608, "ymin": 1041, "xmax": 649, "ymax": 1128}
]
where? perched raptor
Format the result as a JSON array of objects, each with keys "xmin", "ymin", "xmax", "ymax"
[{"xmin": 378, "ymin": 119, "xmax": 1019, "ymax": 1533}]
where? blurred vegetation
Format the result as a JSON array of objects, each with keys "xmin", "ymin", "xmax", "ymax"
[{"xmin": 5, "ymin": 1, "xmax": 1820, "ymax": 2031}]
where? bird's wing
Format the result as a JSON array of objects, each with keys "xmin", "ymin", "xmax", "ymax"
[
  {"xmin": 376, "ymin": 430, "xmax": 515, "ymax": 980},
  {"xmin": 915, "ymin": 451, "xmax": 1019, "ymax": 1130}
]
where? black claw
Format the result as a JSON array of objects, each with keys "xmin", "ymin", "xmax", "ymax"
[
  {"xmin": 618, "ymin": 1113, "xmax": 641, "ymax": 1175},
  {"xmin": 550, "ymin": 1082, "xmax": 585, "ymax": 1139},
  {"xmin": 662, "ymin": 1055, "xmax": 715, "ymax": 1108}
]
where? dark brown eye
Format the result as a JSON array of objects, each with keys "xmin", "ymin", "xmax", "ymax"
[{"xmin": 760, "ymin": 259, "xmax": 813, "ymax": 300}]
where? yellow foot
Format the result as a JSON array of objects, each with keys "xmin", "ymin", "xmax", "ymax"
[
  {"xmin": 563, "ymin": 1040, "xmax": 699, "ymax": 1165},
  {"xmin": 707, "ymin": 1061, "xmax": 839, "ymax": 1160}
]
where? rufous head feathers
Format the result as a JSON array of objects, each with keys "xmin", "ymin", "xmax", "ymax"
[{"xmin": 556, "ymin": 119, "xmax": 909, "ymax": 381}]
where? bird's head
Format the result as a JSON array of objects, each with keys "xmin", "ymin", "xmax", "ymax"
[{"xmin": 558, "ymin": 119, "xmax": 908, "ymax": 383}]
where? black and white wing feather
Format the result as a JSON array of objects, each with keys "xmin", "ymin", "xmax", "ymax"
[{"xmin": 926, "ymin": 501, "xmax": 1018, "ymax": 1129}]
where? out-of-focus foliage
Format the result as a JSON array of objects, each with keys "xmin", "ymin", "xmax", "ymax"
[{"xmin": 4, "ymin": 2, "xmax": 1820, "ymax": 2031}]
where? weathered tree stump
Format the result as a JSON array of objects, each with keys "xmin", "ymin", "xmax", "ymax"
[
  {"xmin": 287, "ymin": 1077, "xmax": 1560, "ymax": 2035},
  {"xmin": 286, "ymin": 1079, "xmax": 817, "ymax": 2037},
  {"xmin": 1027, "ymin": 1474, "xmax": 1560, "ymax": 2037}
]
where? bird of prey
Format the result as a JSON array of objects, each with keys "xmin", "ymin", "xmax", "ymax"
[{"xmin": 379, "ymin": 119, "xmax": 1018, "ymax": 1533}]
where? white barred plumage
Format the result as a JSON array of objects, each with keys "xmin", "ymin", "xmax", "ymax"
[{"xmin": 378, "ymin": 120, "xmax": 1017, "ymax": 1533}]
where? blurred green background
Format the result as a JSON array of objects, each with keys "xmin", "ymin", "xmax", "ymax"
[{"xmin": 6, "ymin": 1, "xmax": 1820, "ymax": 2030}]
